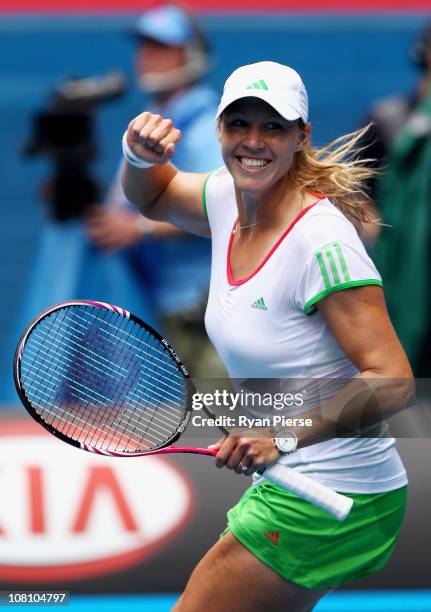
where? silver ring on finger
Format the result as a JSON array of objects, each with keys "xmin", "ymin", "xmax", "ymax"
[{"xmin": 239, "ymin": 461, "xmax": 249, "ymax": 473}]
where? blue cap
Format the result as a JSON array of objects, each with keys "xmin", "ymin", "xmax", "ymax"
[{"xmin": 134, "ymin": 4, "xmax": 195, "ymax": 47}]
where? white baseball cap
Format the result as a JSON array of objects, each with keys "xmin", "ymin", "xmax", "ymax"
[{"xmin": 216, "ymin": 61, "xmax": 308, "ymax": 123}]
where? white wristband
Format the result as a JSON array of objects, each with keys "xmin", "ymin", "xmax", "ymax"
[{"xmin": 122, "ymin": 131, "xmax": 155, "ymax": 169}]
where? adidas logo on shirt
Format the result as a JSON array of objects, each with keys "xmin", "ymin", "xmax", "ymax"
[
  {"xmin": 251, "ymin": 297, "xmax": 267, "ymax": 310},
  {"xmin": 246, "ymin": 79, "xmax": 269, "ymax": 91},
  {"xmin": 263, "ymin": 530, "xmax": 280, "ymax": 546}
]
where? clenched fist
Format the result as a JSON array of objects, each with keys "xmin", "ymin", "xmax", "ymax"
[{"xmin": 126, "ymin": 112, "xmax": 182, "ymax": 165}]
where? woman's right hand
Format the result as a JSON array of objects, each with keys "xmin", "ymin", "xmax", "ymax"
[{"xmin": 126, "ymin": 112, "xmax": 182, "ymax": 165}]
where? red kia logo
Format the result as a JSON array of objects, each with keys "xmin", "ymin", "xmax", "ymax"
[{"xmin": 0, "ymin": 420, "xmax": 193, "ymax": 581}]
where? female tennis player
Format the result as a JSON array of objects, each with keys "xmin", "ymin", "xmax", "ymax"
[{"xmin": 121, "ymin": 62, "xmax": 413, "ymax": 612}]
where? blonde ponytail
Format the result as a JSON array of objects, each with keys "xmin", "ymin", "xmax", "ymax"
[{"xmin": 293, "ymin": 124, "xmax": 379, "ymax": 230}]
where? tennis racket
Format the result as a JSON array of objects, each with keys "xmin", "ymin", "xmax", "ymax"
[{"xmin": 13, "ymin": 300, "xmax": 353, "ymax": 521}]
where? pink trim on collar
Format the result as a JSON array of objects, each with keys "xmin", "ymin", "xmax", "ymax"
[{"xmin": 227, "ymin": 197, "xmax": 324, "ymax": 286}]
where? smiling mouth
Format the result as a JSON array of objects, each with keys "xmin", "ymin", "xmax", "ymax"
[{"xmin": 237, "ymin": 156, "xmax": 272, "ymax": 170}]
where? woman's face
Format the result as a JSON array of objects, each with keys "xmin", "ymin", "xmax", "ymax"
[{"xmin": 218, "ymin": 97, "xmax": 310, "ymax": 197}]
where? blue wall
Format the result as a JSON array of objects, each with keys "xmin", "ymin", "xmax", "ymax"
[{"xmin": 0, "ymin": 13, "xmax": 426, "ymax": 394}]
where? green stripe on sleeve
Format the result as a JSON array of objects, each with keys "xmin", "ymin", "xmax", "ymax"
[
  {"xmin": 334, "ymin": 241, "xmax": 351, "ymax": 281},
  {"xmin": 324, "ymin": 245, "xmax": 341, "ymax": 285},
  {"xmin": 315, "ymin": 250, "xmax": 331, "ymax": 289},
  {"xmin": 202, "ymin": 171, "xmax": 214, "ymax": 222},
  {"xmin": 304, "ymin": 280, "xmax": 383, "ymax": 315}
]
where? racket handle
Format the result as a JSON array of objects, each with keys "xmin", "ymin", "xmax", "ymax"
[{"xmin": 262, "ymin": 463, "xmax": 353, "ymax": 521}]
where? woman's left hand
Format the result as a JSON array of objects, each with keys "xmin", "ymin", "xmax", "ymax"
[{"xmin": 208, "ymin": 435, "xmax": 280, "ymax": 476}]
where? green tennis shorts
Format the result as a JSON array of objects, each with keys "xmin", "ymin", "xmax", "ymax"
[{"xmin": 221, "ymin": 482, "xmax": 407, "ymax": 589}]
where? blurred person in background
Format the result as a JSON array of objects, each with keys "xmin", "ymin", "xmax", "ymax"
[
  {"xmin": 358, "ymin": 20, "xmax": 431, "ymax": 200},
  {"xmin": 360, "ymin": 20, "xmax": 431, "ymax": 376},
  {"xmin": 0, "ymin": 71, "xmax": 154, "ymax": 405},
  {"xmin": 85, "ymin": 2, "xmax": 224, "ymax": 377}
]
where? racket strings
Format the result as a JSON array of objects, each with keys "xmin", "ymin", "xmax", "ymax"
[
  {"xmin": 20, "ymin": 305, "xmax": 188, "ymax": 452},
  {"xmin": 31, "ymin": 310, "xmax": 184, "ymax": 391},
  {"xmin": 28, "ymin": 393, "xmax": 168, "ymax": 451},
  {"xmin": 72, "ymin": 308, "xmax": 182, "ymax": 377},
  {"xmin": 24, "ymin": 309, "xmax": 185, "ymax": 409},
  {"xmin": 24, "ymin": 306, "xmax": 69, "ymax": 388},
  {"xmin": 25, "ymin": 332, "xmax": 184, "ymax": 413},
  {"xmin": 22, "ymin": 345, "xmax": 183, "ymax": 443},
  {"xmin": 34, "ymin": 351, "xmax": 181, "ymax": 449},
  {"xmin": 30, "ymin": 388, "xmax": 179, "ymax": 442}
]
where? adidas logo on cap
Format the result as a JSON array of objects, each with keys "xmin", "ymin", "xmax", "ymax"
[
  {"xmin": 216, "ymin": 61, "xmax": 308, "ymax": 123},
  {"xmin": 246, "ymin": 79, "xmax": 269, "ymax": 91}
]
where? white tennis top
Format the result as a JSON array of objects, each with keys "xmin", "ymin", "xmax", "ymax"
[{"xmin": 204, "ymin": 167, "xmax": 407, "ymax": 493}]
